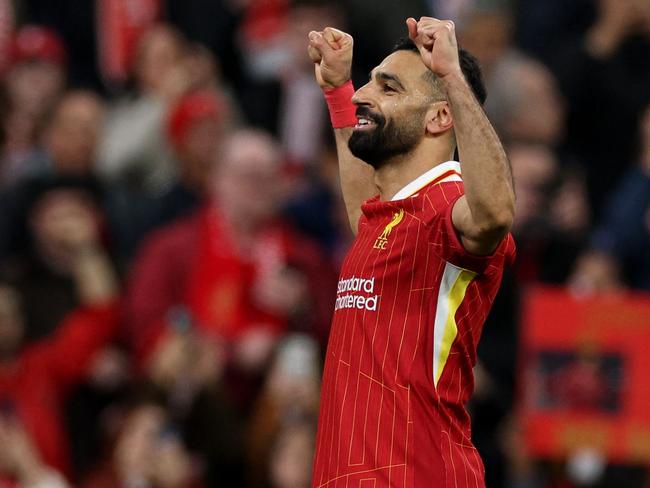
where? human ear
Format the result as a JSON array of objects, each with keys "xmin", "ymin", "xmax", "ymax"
[{"xmin": 425, "ymin": 102, "xmax": 454, "ymax": 136}]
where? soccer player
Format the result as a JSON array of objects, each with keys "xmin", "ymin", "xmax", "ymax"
[{"xmin": 307, "ymin": 17, "xmax": 516, "ymax": 487}]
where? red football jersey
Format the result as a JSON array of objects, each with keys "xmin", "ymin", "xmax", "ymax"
[{"xmin": 313, "ymin": 161, "xmax": 516, "ymax": 488}]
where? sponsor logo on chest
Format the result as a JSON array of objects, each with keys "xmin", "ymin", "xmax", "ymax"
[{"xmin": 334, "ymin": 275, "xmax": 379, "ymax": 312}]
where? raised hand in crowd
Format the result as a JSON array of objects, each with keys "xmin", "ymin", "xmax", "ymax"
[
  {"xmin": 0, "ymin": 415, "xmax": 69, "ymax": 488},
  {"xmin": 587, "ymin": 0, "xmax": 650, "ymax": 57},
  {"xmin": 30, "ymin": 189, "xmax": 117, "ymax": 304}
]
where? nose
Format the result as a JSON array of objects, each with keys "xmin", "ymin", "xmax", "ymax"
[{"xmin": 351, "ymin": 82, "xmax": 373, "ymax": 107}]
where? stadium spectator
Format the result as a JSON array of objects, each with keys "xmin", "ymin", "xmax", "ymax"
[
  {"xmin": 97, "ymin": 24, "xmax": 189, "ymax": 193},
  {"xmin": 0, "ymin": 26, "xmax": 67, "ymax": 186},
  {"xmin": 0, "ymin": 90, "xmax": 144, "ymax": 267},
  {"xmin": 126, "ymin": 129, "xmax": 333, "ymax": 373},
  {"xmin": 551, "ymin": 0, "xmax": 650, "ymax": 213},
  {"xmin": 277, "ymin": 0, "xmax": 345, "ymax": 165},
  {"xmin": 570, "ymin": 105, "xmax": 650, "ymax": 292},
  {"xmin": 0, "ymin": 180, "xmax": 116, "ymax": 340},
  {"xmin": 82, "ymin": 396, "xmax": 202, "ymax": 488},
  {"xmin": 508, "ymin": 142, "xmax": 590, "ymax": 284},
  {"xmin": 124, "ymin": 129, "xmax": 333, "ymax": 484},
  {"xmin": 0, "ymin": 260, "xmax": 118, "ymax": 481},
  {"xmin": 485, "ymin": 54, "xmax": 565, "ymax": 147},
  {"xmin": 247, "ymin": 334, "xmax": 320, "ymax": 487},
  {"xmin": 457, "ymin": 5, "xmax": 566, "ymax": 147},
  {"xmin": 140, "ymin": 89, "xmax": 227, "ymax": 234},
  {"xmin": 456, "ymin": 2, "xmax": 513, "ymax": 79}
]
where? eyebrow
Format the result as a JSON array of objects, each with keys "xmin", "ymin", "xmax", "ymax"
[{"xmin": 370, "ymin": 70, "xmax": 406, "ymax": 91}]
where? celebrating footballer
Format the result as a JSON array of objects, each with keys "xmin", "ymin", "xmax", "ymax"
[{"xmin": 308, "ymin": 16, "xmax": 516, "ymax": 488}]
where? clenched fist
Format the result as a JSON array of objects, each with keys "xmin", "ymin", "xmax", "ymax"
[
  {"xmin": 307, "ymin": 27, "xmax": 353, "ymax": 89},
  {"xmin": 406, "ymin": 17, "xmax": 462, "ymax": 79}
]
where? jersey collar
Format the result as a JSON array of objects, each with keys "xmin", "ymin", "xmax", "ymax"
[{"xmin": 390, "ymin": 161, "xmax": 462, "ymax": 201}]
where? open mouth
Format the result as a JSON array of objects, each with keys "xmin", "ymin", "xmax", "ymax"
[{"xmin": 355, "ymin": 116, "xmax": 378, "ymax": 130}]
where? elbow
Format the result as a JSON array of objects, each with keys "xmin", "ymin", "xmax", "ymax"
[{"xmin": 474, "ymin": 204, "xmax": 514, "ymax": 238}]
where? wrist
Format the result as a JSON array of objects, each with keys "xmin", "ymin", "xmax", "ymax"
[
  {"xmin": 439, "ymin": 69, "xmax": 468, "ymax": 93},
  {"xmin": 323, "ymin": 80, "xmax": 357, "ymax": 129}
]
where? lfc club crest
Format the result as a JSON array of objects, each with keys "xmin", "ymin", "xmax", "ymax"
[{"xmin": 373, "ymin": 208, "xmax": 404, "ymax": 250}]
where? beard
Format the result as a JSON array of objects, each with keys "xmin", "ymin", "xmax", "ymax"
[{"xmin": 348, "ymin": 107, "xmax": 424, "ymax": 169}]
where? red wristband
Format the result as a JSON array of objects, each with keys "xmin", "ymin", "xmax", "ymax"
[{"xmin": 324, "ymin": 81, "xmax": 357, "ymax": 129}]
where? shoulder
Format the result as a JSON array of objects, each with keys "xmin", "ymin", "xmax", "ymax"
[
  {"xmin": 138, "ymin": 212, "xmax": 201, "ymax": 257},
  {"xmin": 420, "ymin": 181, "xmax": 465, "ymax": 218}
]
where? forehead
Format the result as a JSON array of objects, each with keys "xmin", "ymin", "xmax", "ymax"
[{"xmin": 372, "ymin": 50, "xmax": 429, "ymax": 89}]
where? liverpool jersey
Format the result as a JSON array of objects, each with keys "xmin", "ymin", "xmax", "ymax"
[{"xmin": 313, "ymin": 161, "xmax": 516, "ymax": 487}]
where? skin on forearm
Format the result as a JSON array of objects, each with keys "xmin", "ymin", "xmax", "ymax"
[
  {"xmin": 443, "ymin": 71, "xmax": 514, "ymax": 255},
  {"xmin": 333, "ymin": 127, "xmax": 377, "ymax": 234},
  {"xmin": 72, "ymin": 247, "xmax": 118, "ymax": 305}
]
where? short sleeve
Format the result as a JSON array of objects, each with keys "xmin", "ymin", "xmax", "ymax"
[{"xmin": 427, "ymin": 192, "xmax": 516, "ymax": 274}]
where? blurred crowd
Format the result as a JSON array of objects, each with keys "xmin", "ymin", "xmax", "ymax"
[{"xmin": 0, "ymin": 0, "xmax": 648, "ymax": 487}]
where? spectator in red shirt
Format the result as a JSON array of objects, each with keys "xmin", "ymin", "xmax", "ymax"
[
  {"xmin": 0, "ymin": 201, "xmax": 119, "ymax": 483},
  {"xmin": 126, "ymin": 128, "xmax": 335, "ymax": 376},
  {"xmin": 125, "ymin": 128, "xmax": 334, "ymax": 486}
]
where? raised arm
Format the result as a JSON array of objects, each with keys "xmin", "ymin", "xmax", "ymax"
[
  {"xmin": 307, "ymin": 28, "xmax": 376, "ymax": 234},
  {"xmin": 408, "ymin": 17, "xmax": 515, "ymax": 255}
]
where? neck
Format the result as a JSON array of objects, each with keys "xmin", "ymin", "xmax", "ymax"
[
  {"xmin": 374, "ymin": 141, "xmax": 454, "ymax": 201},
  {"xmin": 216, "ymin": 201, "xmax": 263, "ymax": 243}
]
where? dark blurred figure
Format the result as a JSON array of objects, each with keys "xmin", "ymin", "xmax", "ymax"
[
  {"xmin": 165, "ymin": 0, "xmax": 243, "ymax": 89},
  {"xmin": 0, "ymin": 25, "xmax": 67, "ymax": 186},
  {"xmin": 509, "ymin": 142, "xmax": 590, "ymax": 284},
  {"xmin": 0, "ymin": 90, "xmax": 137, "ymax": 282},
  {"xmin": 345, "ymin": 0, "xmax": 429, "ymax": 84},
  {"xmin": 570, "ymin": 105, "xmax": 650, "ymax": 292},
  {"xmin": 247, "ymin": 334, "xmax": 320, "ymax": 488},
  {"xmin": 83, "ymin": 395, "xmax": 203, "ymax": 488},
  {"xmin": 21, "ymin": 0, "xmax": 101, "ymax": 89},
  {"xmin": 552, "ymin": 0, "xmax": 650, "ymax": 214},
  {"xmin": 2, "ymin": 182, "xmax": 113, "ymax": 341},
  {"xmin": 0, "ymin": 246, "xmax": 118, "ymax": 483},
  {"xmin": 515, "ymin": 0, "xmax": 595, "ymax": 63}
]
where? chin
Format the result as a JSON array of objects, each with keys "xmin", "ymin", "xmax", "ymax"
[{"xmin": 348, "ymin": 130, "xmax": 381, "ymax": 168}]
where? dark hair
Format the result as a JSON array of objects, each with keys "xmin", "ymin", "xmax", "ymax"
[{"xmin": 391, "ymin": 38, "xmax": 487, "ymax": 105}]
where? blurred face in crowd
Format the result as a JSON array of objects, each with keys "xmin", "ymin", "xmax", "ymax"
[
  {"xmin": 29, "ymin": 189, "xmax": 101, "ymax": 271},
  {"xmin": 457, "ymin": 10, "xmax": 512, "ymax": 75},
  {"xmin": 214, "ymin": 131, "xmax": 286, "ymax": 226},
  {"xmin": 349, "ymin": 50, "xmax": 450, "ymax": 169},
  {"xmin": 0, "ymin": 286, "xmax": 23, "ymax": 361},
  {"xmin": 113, "ymin": 404, "xmax": 192, "ymax": 486},
  {"xmin": 5, "ymin": 60, "xmax": 65, "ymax": 115},
  {"xmin": 44, "ymin": 91, "xmax": 104, "ymax": 175},
  {"xmin": 509, "ymin": 143, "xmax": 558, "ymax": 232},
  {"xmin": 487, "ymin": 57, "xmax": 565, "ymax": 146},
  {"xmin": 178, "ymin": 117, "xmax": 224, "ymax": 194},
  {"xmin": 115, "ymin": 404, "xmax": 166, "ymax": 468},
  {"xmin": 134, "ymin": 25, "xmax": 185, "ymax": 96},
  {"xmin": 506, "ymin": 62, "xmax": 565, "ymax": 145}
]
